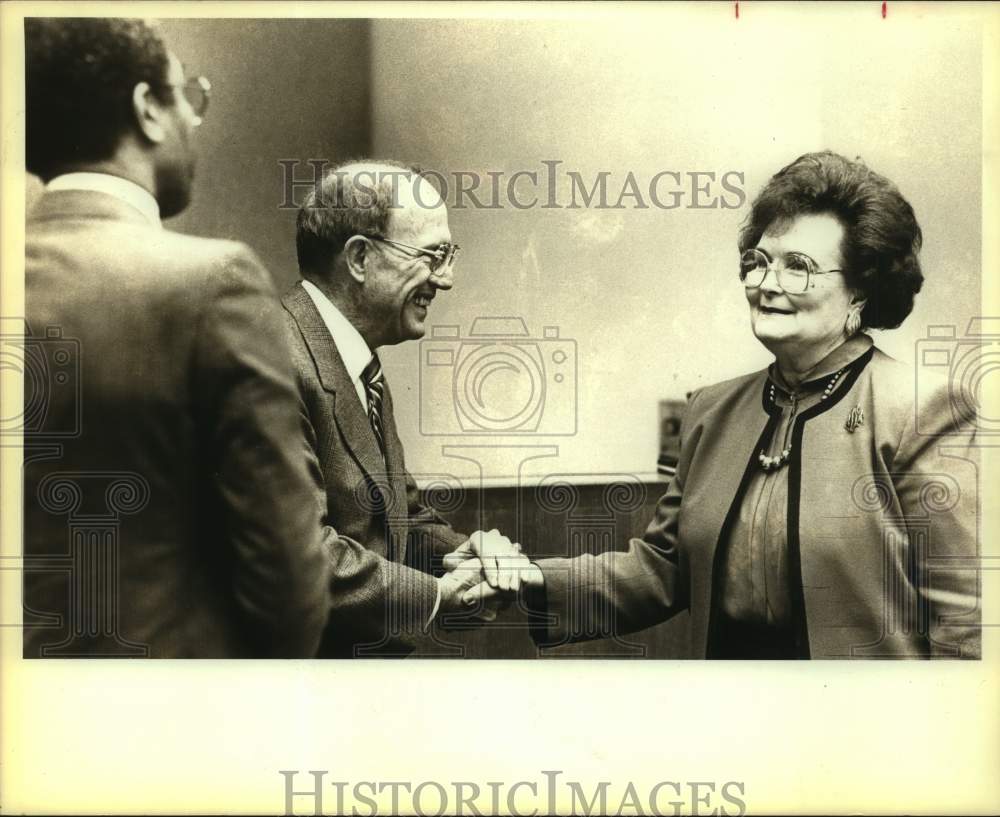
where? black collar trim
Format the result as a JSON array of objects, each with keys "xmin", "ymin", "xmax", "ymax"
[{"xmin": 760, "ymin": 346, "xmax": 875, "ymax": 420}]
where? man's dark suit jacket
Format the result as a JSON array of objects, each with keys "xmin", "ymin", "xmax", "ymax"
[
  {"xmin": 282, "ymin": 282, "xmax": 467, "ymax": 657},
  {"xmin": 23, "ymin": 189, "xmax": 332, "ymax": 658}
]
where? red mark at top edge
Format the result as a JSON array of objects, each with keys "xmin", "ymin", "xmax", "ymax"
[
  {"xmin": 735, "ymin": 0, "xmax": 739, "ymax": 19},
  {"xmin": 882, "ymin": 1, "xmax": 887, "ymax": 18}
]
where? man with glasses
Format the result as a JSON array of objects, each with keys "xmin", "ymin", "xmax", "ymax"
[
  {"xmin": 23, "ymin": 18, "xmax": 332, "ymax": 657},
  {"xmin": 285, "ymin": 161, "xmax": 518, "ymax": 657}
]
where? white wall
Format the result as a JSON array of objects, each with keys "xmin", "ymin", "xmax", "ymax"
[{"xmin": 371, "ymin": 6, "xmax": 982, "ymax": 484}]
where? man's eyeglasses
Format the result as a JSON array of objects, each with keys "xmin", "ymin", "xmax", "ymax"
[
  {"xmin": 368, "ymin": 235, "xmax": 461, "ymax": 274},
  {"xmin": 739, "ymin": 247, "xmax": 842, "ymax": 295},
  {"xmin": 164, "ymin": 76, "xmax": 211, "ymax": 118}
]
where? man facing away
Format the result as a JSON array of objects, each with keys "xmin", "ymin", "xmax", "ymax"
[
  {"xmin": 285, "ymin": 161, "xmax": 519, "ymax": 657},
  {"xmin": 23, "ymin": 18, "xmax": 332, "ymax": 657}
]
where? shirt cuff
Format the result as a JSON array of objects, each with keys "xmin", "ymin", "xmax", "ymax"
[{"xmin": 425, "ymin": 581, "xmax": 442, "ymax": 630}]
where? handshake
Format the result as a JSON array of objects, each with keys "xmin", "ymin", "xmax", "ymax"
[{"xmin": 437, "ymin": 529, "xmax": 544, "ymax": 623}]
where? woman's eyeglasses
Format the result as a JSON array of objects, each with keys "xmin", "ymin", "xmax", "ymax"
[{"xmin": 739, "ymin": 247, "xmax": 842, "ymax": 294}]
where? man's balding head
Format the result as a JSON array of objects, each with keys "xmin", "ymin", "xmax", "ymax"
[
  {"xmin": 295, "ymin": 160, "xmax": 454, "ymax": 349},
  {"xmin": 296, "ymin": 160, "xmax": 444, "ymax": 279}
]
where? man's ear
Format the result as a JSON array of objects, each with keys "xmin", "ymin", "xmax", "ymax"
[
  {"xmin": 132, "ymin": 82, "xmax": 167, "ymax": 144},
  {"xmin": 343, "ymin": 235, "xmax": 370, "ymax": 284}
]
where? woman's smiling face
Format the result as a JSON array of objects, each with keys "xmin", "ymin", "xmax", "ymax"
[{"xmin": 745, "ymin": 212, "xmax": 863, "ymax": 362}]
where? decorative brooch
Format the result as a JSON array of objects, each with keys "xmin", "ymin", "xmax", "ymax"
[{"xmin": 845, "ymin": 405, "xmax": 864, "ymax": 433}]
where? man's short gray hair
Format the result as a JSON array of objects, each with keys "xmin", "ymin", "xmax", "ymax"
[{"xmin": 295, "ymin": 159, "xmax": 428, "ymax": 278}]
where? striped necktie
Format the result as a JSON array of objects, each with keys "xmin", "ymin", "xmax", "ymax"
[{"xmin": 361, "ymin": 354, "xmax": 388, "ymax": 464}]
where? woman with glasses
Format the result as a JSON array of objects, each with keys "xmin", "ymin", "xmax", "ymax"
[{"xmin": 505, "ymin": 151, "xmax": 980, "ymax": 659}]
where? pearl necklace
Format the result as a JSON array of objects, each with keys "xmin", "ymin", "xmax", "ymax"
[{"xmin": 758, "ymin": 367, "xmax": 846, "ymax": 472}]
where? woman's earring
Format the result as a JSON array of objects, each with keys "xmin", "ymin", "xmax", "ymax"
[{"xmin": 845, "ymin": 309, "xmax": 862, "ymax": 336}]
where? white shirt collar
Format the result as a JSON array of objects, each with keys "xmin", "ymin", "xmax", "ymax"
[
  {"xmin": 47, "ymin": 172, "xmax": 161, "ymax": 227},
  {"xmin": 301, "ymin": 279, "xmax": 374, "ymax": 407}
]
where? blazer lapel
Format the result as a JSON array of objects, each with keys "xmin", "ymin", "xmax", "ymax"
[
  {"xmin": 380, "ymin": 382, "xmax": 411, "ymax": 563},
  {"xmin": 283, "ymin": 283, "xmax": 395, "ymax": 519}
]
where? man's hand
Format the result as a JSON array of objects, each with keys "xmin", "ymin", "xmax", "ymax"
[
  {"xmin": 443, "ymin": 528, "xmax": 529, "ymax": 592},
  {"xmin": 436, "ymin": 557, "xmax": 512, "ymax": 623},
  {"xmin": 461, "ymin": 562, "xmax": 545, "ymax": 609}
]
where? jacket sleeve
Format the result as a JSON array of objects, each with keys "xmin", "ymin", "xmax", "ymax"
[
  {"xmin": 892, "ymin": 377, "xmax": 981, "ymax": 658},
  {"xmin": 293, "ymin": 390, "xmax": 440, "ymax": 646},
  {"xmin": 193, "ymin": 247, "xmax": 332, "ymax": 657},
  {"xmin": 404, "ymin": 471, "xmax": 469, "ymax": 575},
  {"xmin": 527, "ymin": 394, "xmax": 698, "ymax": 647},
  {"xmin": 378, "ymin": 380, "xmax": 467, "ymax": 570}
]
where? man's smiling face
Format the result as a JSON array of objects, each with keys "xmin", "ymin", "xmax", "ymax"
[{"xmin": 364, "ymin": 177, "xmax": 453, "ymax": 347}]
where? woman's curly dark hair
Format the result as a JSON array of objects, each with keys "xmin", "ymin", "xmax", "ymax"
[{"xmin": 738, "ymin": 151, "xmax": 923, "ymax": 330}]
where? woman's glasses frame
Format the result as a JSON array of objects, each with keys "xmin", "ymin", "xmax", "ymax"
[{"xmin": 739, "ymin": 247, "xmax": 843, "ymax": 294}]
